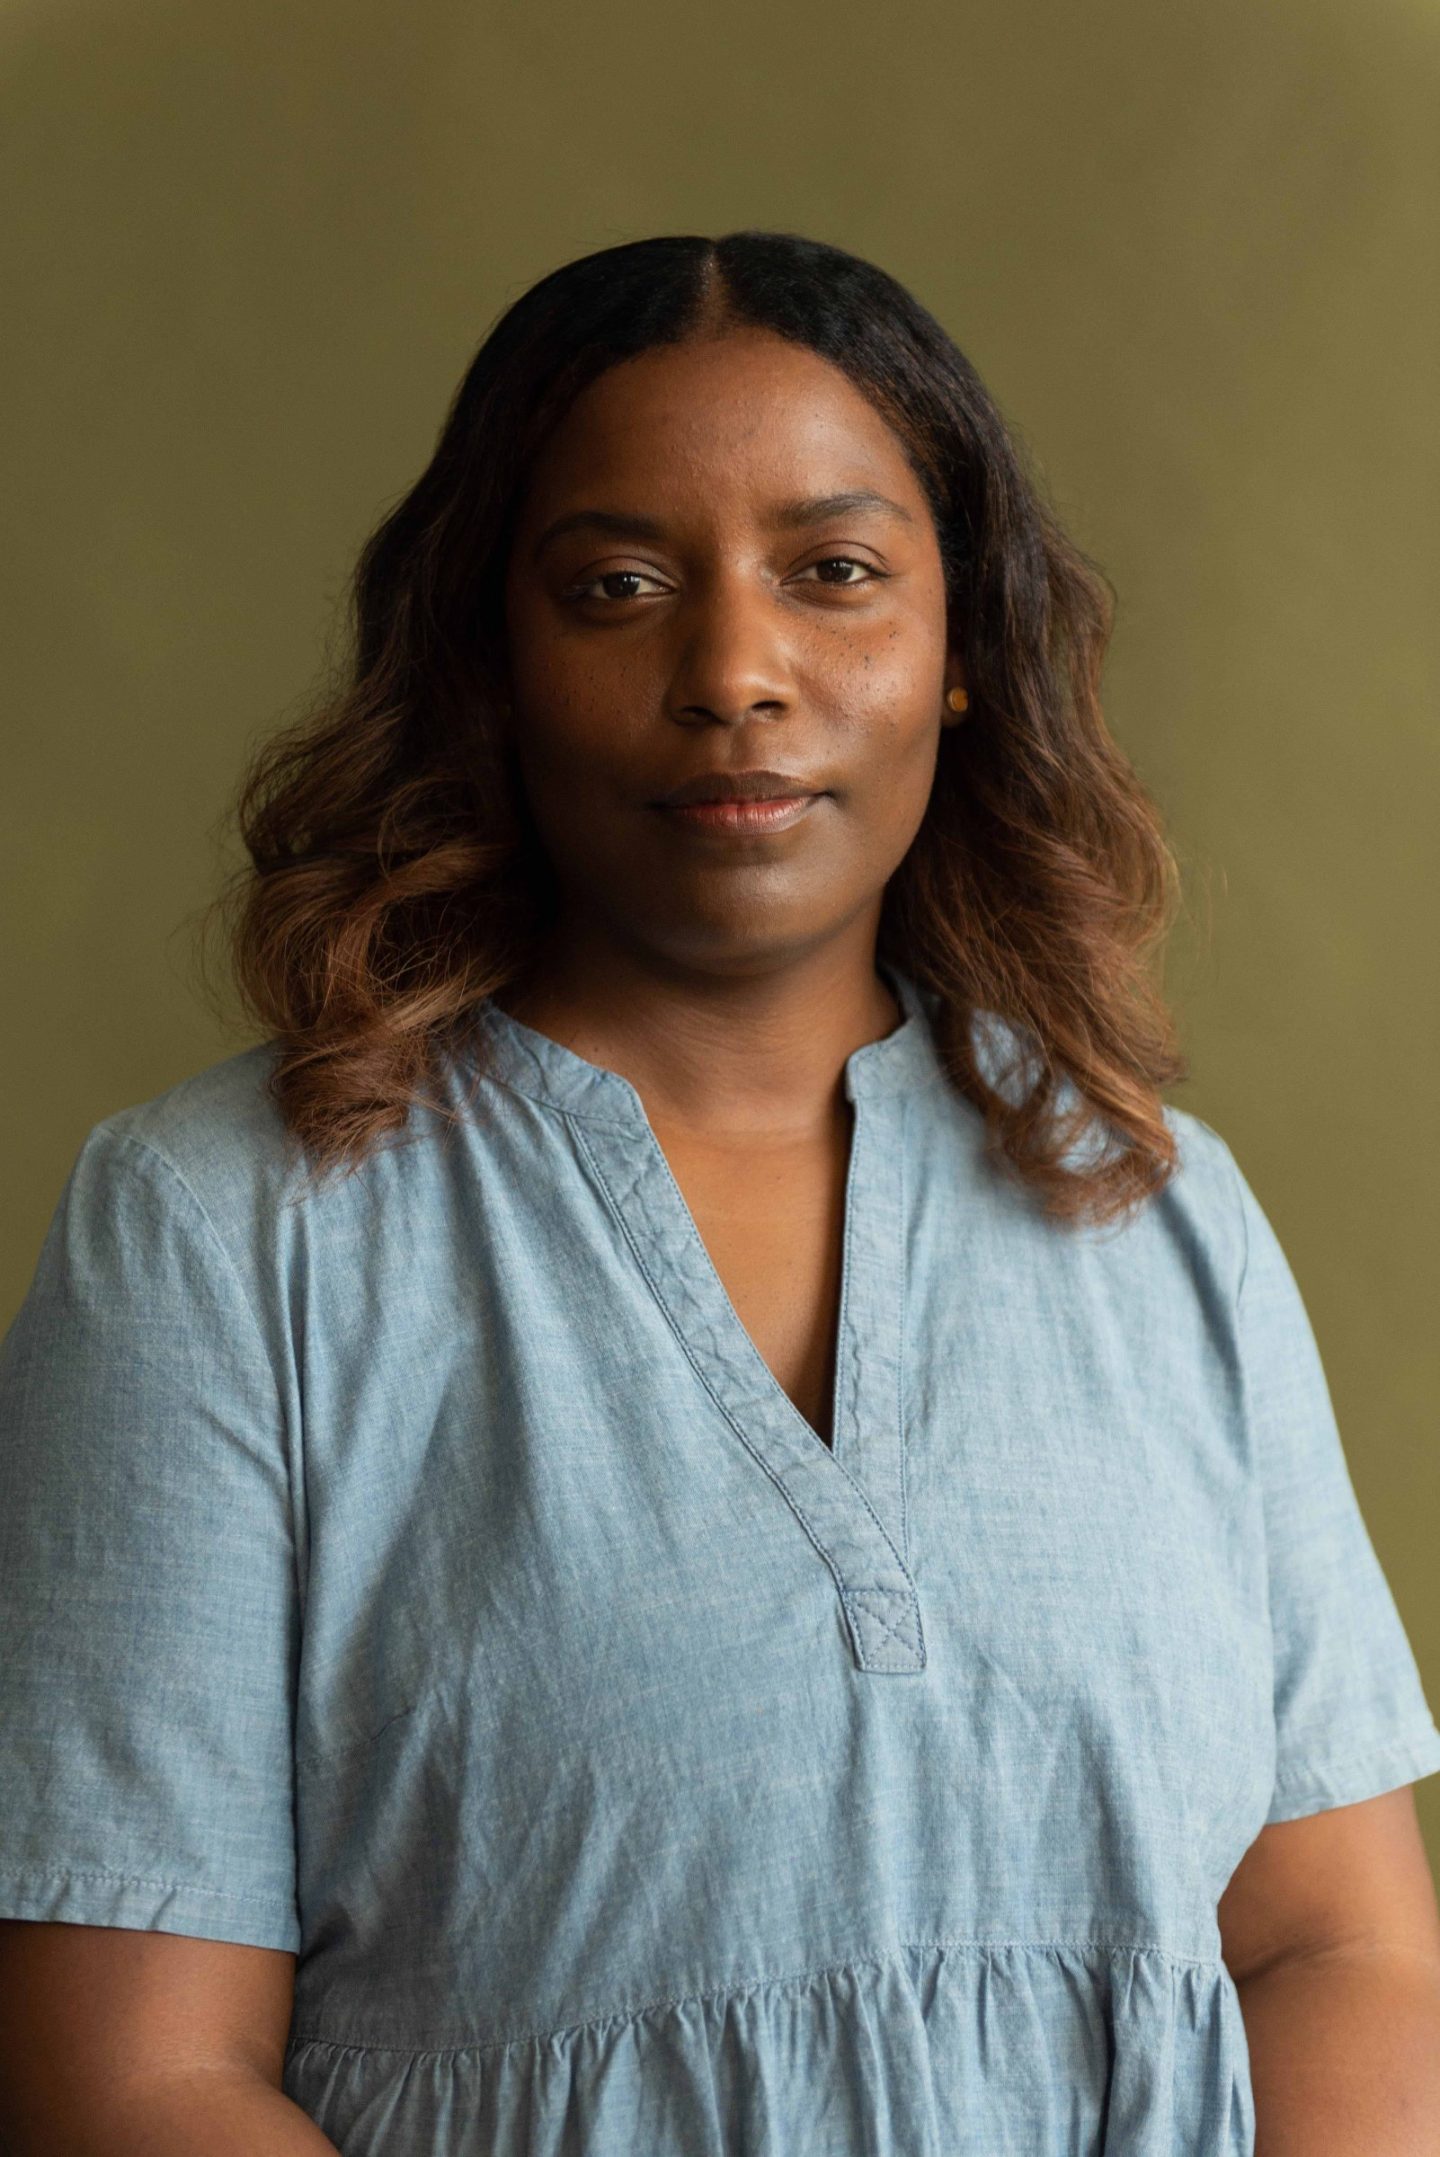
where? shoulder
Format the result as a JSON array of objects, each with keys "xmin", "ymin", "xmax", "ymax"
[
  {"xmin": 70, "ymin": 1037, "xmax": 474, "ymax": 1280},
  {"xmin": 81, "ymin": 1040, "xmax": 301, "ymax": 1226},
  {"xmin": 1131, "ymin": 1102, "xmax": 1251, "ymax": 1323},
  {"xmin": 1159, "ymin": 1101, "xmax": 1246, "ymax": 1218},
  {"xmin": 964, "ymin": 997, "xmax": 1249, "ymax": 1271}
]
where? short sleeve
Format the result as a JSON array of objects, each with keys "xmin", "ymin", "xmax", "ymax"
[
  {"xmin": 1231, "ymin": 1153, "xmax": 1440, "ymax": 1824},
  {"xmin": 0, "ymin": 1123, "xmax": 301, "ymax": 1950}
]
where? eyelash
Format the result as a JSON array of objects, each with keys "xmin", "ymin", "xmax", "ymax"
[{"xmin": 565, "ymin": 556, "xmax": 884, "ymax": 604}]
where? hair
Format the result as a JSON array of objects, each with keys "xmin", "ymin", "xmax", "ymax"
[{"xmin": 198, "ymin": 229, "xmax": 1195, "ymax": 1229}]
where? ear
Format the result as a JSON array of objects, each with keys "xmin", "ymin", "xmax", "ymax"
[{"xmin": 940, "ymin": 660, "xmax": 970, "ymax": 728}]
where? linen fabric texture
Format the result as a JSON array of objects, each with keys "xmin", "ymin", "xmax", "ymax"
[{"xmin": 2, "ymin": 965, "xmax": 1438, "ymax": 2156}]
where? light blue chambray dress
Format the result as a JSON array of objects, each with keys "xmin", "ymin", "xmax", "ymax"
[{"xmin": 3, "ymin": 963, "xmax": 1439, "ymax": 2156}]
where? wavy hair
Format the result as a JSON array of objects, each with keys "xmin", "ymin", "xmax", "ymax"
[{"xmin": 199, "ymin": 229, "xmax": 1193, "ymax": 1228}]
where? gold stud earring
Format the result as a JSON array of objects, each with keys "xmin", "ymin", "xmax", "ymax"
[{"xmin": 946, "ymin": 687, "xmax": 970, "ymax": 715}]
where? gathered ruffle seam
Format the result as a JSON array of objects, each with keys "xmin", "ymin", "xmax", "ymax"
[{"xmin": 286, "ymin": 1935, "xmax": 1225, "ymax": 2062}]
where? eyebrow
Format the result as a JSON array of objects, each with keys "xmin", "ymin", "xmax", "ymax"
[{"xmin": 529, "ymin": 489, "xmax": 919, "ymax": 562}]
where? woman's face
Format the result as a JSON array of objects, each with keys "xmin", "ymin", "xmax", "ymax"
[{"xmin": 500, "ymin": 325, "xmax": 964, "ymax": 981}]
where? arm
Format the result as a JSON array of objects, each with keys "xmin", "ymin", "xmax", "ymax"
[
  {"xmin": 0, "ymin": 1921, "xmax": 339, "ymax": 2157},
  {"xmin": 67, "ymin": 2067, "xmax": 342, "ymax": 2155},
  {"xmin": 1220, "ymin": 1787, "xmax": 1440, "ymax": 2154},
  {"xmin": 1236, "ymin": 1941, "xmax": 1440, "ymax": 2157}
]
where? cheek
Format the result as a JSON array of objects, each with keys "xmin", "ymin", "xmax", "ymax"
[
  {"xmin": 505, "ymin": 637, "xmax": 644, "ymax": 799},
  {"xmin": 859, "ymin": 727, "xmax": 943, "ymax": 871},
  {"xmin": 502, "ymin": 632, "xmax": 631, "ymax": 789},
  {"xmin": 814, "ymin": 605, "xmax": 946, "ymax": 738},
  {"xmin": 508, "ymin": 724, "xmax": 634, "ymax": 870},
  {"xmin": 502, "ymin": 691, "xmax": 645, "ymax": 888},
  {"xmin": 831, "ymin": 646, "xmax": 945, "ymax": 813}
]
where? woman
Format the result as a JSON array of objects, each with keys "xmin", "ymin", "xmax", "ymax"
[{"xmin": 2, "ymin": 230, "xmax": 1439, "ymax": 2155}]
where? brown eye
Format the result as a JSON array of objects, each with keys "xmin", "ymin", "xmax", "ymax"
[
  {"xmin": 800, "ymin": 557, "xmax": 882, "ymax": 586},
  {"xmin": 567, "ymin": 569, "xmax": 668, "ymax": 603}
]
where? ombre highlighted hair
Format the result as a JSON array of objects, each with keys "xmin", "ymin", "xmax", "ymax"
[{"xmin": 200, "ymin": 229, "xmax": 1194, "ymax": 1228}]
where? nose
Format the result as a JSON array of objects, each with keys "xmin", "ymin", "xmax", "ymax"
[{"xmin": 664, "ymin": 572, "xmax": 796, "ymax": 727}]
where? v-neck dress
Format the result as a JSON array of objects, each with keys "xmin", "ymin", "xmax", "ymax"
[{"xmin": 3, "ymin": 966, "xmax": 1439, "ymax": 2156}]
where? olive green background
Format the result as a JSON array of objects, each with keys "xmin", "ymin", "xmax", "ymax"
[{"xmin": 4, "ymin": 4, "xmax": 1437, "ymax": 1858}]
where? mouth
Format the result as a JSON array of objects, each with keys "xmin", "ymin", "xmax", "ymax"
[
  {"xmin": 655, "ymin": 793, "xmax": 824, "ymax": 835},
  {"xmin": 650, "ymin": 765, "xmax": 830, "ymax": 834}
]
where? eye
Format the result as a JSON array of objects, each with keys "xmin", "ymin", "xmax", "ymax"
[
  {"xmin": 565, "ymin": 568, "xmax": 669, "ymax": 604},
  {"xmin": 796, "ymin": 556, "xmax": 884, "ymax": 588}
]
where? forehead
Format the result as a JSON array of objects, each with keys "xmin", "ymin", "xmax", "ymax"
[{"xmin": 513, "ymin": 329, "xmax": 926, "ymax": 522}]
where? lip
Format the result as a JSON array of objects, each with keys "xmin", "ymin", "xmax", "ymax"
[
  {"xmin": 653, "ymin": 766, "xmax": 827, "ymax": 808},
  {"xmin": 658, "ymin": 794, "xmax": 822, "ymax": 834}
]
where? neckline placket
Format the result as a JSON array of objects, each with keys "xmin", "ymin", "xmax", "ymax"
[{"xmin": 469, "ymin": 965, "xmax": 945, "ymax": 1676}]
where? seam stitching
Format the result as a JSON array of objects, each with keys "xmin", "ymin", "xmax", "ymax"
[
  {"xmin": 1272, "ymin": 1720, "xmax": 1440, "ymax": 1796},
  {"xmin": 285, "ymin": 1936, "xmax": 1224, "ymax": 2061},
  {"xmin": 0, "ymin": 1862, "xmax": 295, "ymax": 1909},
  {"xmin": 846, "ymin": 1588, "xmax": 920, "ymax": 1656},
  {"xmin": 569, "ymin": 1114, "xmax": 915, "ymax": 1607}
]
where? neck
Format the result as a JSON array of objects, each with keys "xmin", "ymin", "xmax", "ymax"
[{"xmin": 494, "ymin": 928, "xmax": 903, "ymax": 1141}]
